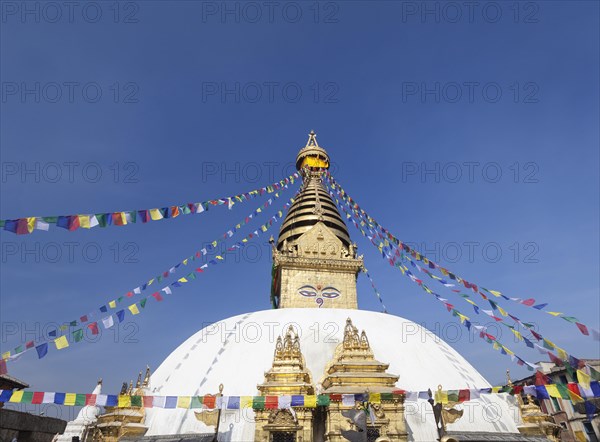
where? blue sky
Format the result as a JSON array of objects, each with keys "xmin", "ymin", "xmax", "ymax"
[{"xmin": 1, "ymin": 0, "xmax": 598, "ymax": 410}]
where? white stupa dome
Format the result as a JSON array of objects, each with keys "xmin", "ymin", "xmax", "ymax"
[{"xmin": 145, "ymin": 308, "xmax": 522, "ymax": 441}]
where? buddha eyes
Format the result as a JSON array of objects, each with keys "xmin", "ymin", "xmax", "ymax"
[
  {"xmin": 322, "ymin": 287, "xmax": 341, "ymax": 298},
  {"xmin": 298, "ymin": 285, "xmax": 340, "ymax": 298}
]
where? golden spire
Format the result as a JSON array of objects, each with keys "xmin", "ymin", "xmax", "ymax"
[
  {"xmin": 136, "ymin": 371, "xmax": 143, "ymax": 389},
  {"xmin": 295, "ymin": 130, "xmax": 330, "ymax": 170},
  {"xmin": 143, "ymin": 366, "xmax": 151, "ymax": 388}
]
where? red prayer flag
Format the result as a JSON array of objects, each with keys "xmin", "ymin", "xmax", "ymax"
[
  {"xmin": 87, "ymin": 322, "xmax": 99, "ymax": 335},
  {"xmin": 521, "ymin": 298, "xmax": 536, "ymax": 306},
  {"xmin": 16, "ymin": 219, "xmax": 31, "ymax": 235},
  {"xmin": 80, "ymin": 315, "xmax": 88, "ymax": 323},
  {"xmin": 567, "ymin": 383, "xmax": 582, "ymax": 397},
  {"xmin": 32, "ymin": 392, "xmax": 44, "ymax": 404},
  {"xmin": 265, "ymin": 396, "xmax": 278, "ymax": 409},
  {"xmin": 203, "ymin": 395, "xmax": 216, "ymax": 409},
  {"xmin": 126, "ymin": 291, "xmax": 134, "ymax": 298},
  {"xmin": 68, "ymin": 215, "xmax": 80, "ymax": 231},
  {"xmin": 143, "ymin": 396, "xmax": 153, "ymax": 408},
  {"xmin": 513, "ymin": 385, "xmax": 523, "ymax": 395},
  {"xmin": 530, "ymin": 330, "xmax": 543, "ymax": 341},
  {"xmin": 86, "ymin": 394, "xmax": 96, "ymax": 406},
  {"xmin": 112, "ymin": 212, "xmax": 126, "ymax": 226},
  {"xmin": 458, "ymin": 389, "xmax": 470, "ymax": 402},
  {"xmin": 25, "ymin": 341, "xmax": 35, "ymax": 349},
  {"xmin": 576, "ymin": 323, "xmax": 589, "ymax": 336},
  {"xmin": 535, "ymin": 371, "xmax": 550, "ymax": 385},
  {"xmin": 152, "ymin": 292, "xmax": 163, "ymax": 302},
  {"xmin": 329, "ymin": 394, "xmax": 342, "ymax": 401},
  {"xmin": 0, "ymin": 359, "xmax": 6, "ymax": 375}
]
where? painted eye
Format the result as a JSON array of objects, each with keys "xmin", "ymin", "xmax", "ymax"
[
  {"xmin": 322, "ymin": 288, "xmax": 340, "ymax": 299},
  {"xmin": 299, "ymin": 290, "xmax": 317, "ymax": 297}
]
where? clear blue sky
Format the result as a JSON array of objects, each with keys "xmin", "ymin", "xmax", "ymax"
[{"xmin": 1, "ymin": 0, "xmax": 598, "ymax": 410}]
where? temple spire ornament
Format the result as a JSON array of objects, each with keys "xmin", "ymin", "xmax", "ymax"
[{"xmin": 271, "ymin": 131, "xmax": 363, "ymax": 309}]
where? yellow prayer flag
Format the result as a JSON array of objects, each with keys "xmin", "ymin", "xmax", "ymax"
[
  {"xmin": 557, "ymin": 348, "xmax": 568, "ymax": 360},
  {"xmin": 435, "ymin": 390, "xmax": 449, "ymax": 404},
  {"xmin": 503, "ymin": 346, "xmax": 514, "ymax": 356},
  {"xmin": 545, "ymin": 385, "xmax": 561, "ymax": 398},
  {"xmin": 2, "ymin": 351, "xmax": 10, "ymax": 360},
  {"xmin": 109, "ymin": 300, "xmax": 116, "ymax": 308},
  {"xmin": 575, "ymin": 431, "xmax": 588, "ymax": 442},
  {"xmin": 547, "ymin": 312, "xmax": 562, "ymax": 316},
  {"xmin": 261, "ymin": 225, "xmax": 267, "ymax": 232},
  {"xmin": 242, "ymin": 238, "xmax": 248, "ymax": 243},
  {"xmin": 577, "ymin": 369, "xmax": 591, "ymax": 389},
  {"xmin": 489, "ymin": 290, "xmax": 502, "ymax": 297},
  {"xmin": 211, "ymin": 241, "xmax": 217, "ymax": 247},
  {"xmin": 128, "ymin": 304, "xmax": 140, "ymax": 315},
  {"xmin": 54, "ymin": 335, "xmax": 69, "ymax": 350},
  {"xmin": 241, "ymin": 396, "xmax": 253, "ymax": 409},
  {"xmin": 492, "ymin": 386, "xmax": 501, "ymax": 393},
  {"xmin": 149, "ymin": 209, "xmax": 163, "ymax": 220},
  {"xmin": 183, "ymin": 259, "xmax": 188, "ymax": 265},
  {"xmin": 64, "ymin": 393, "xmax": 76, "ymax": 406},
  {"xmin": 543, "ymin": 338, "xmax": 557, "ymax": 349},
  {"xmin": 27, "ymin": 217, "xmax": 36, "ymax": 233},
  {"xmin": 9, "ymin": 390, "xmax": 24, "ymax": 402},
  {"xmin": 369, "ymin": 393, "xmax": 381, "ymax": 403},
  {"xmin": 497, "ymin": 305, "xmax": 508, "ymax": 316},
  {"xmin": 148, "ymin": 279, "xmax": 154, "ymax": 286},
  {"xmin": 178, "ymin": 277, "xmax": 188, "ymax": 283},
  {"xmin": 492, "ymin": 342, "xmax": 501, "ymax": 350},
  {"xmin": 304, "ymin": 395, "xmax": 317, "ymax": 408},
  {"xmin": 118, "ymin": 395, "xmax": 131, "ymax": 407},
  {"xmin": 216, "ymin": 256, "xmax": 224, "ymax": 260},
  {"xmin": 177, "ymin": 396, "xmax": 191, "ymax": 409},
  {"xmin": 511, "ymin": 329, "xmax": 523, "ymax": 340},
  {"xmin": 78, "ymin": 215, "xmax": 91, "ymax": 228},
  {"xmin": 568, "ymin": 390, "xmax": 584, "ymax": 403}
]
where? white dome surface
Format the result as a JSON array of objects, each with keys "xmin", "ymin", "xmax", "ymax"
[{"xmin": 145, "ymin": 309, "xmax": 521, "ymax": 441}]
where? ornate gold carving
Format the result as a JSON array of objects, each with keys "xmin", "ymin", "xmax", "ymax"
[
  {"xmin": 255, "ymin": 326, "xmax": 315, "ymax": 442},
  {"xmin": 86, "ymin": 367, "xmax": 151, "ymax": 442},
  {"xmin": 321, "ymin": 319, "xmax": 407, "ymax": 441}
]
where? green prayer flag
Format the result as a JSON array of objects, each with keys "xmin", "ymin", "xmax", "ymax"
[
  {"xmin": 22, "ymin": 391, "xmax": 33, "ymax": 403},
  {"xmin": 186, "ymin": 272, "xmax": 196, "ymax": 281},
  {"xmin": 131, "ymin": 395, "xmax": 142, "ymax": 407},
  {"xmin": 191, "ymin": 396, "xmax": 203, "ymax": 409},
  {"xmin": 75, "ymin": 394, "xmax": 86, "ymax": 406},
  {"xmin": 252, "ymin": 396, "xmax": 265, "ymax": 410},
  {"xmin": 380, "ymin": 393, "xmax": 393, "ymax": 401},
  {"xmin": 555, "ymin": 383, "xmax": 571, "ymax": 400},
  {"xmin": 129, "ymin": 211, "xmax": 137, "ymax": 223},
  {"xmin": 14, "ymin": 346, "xmax": 23, "ymax": 354},
  {"xmin": 70, "ymin": 320, "xmax": 77, "ymax": 326},
  {"xmin": 0, "ymin": 220, "xmax": 5, "ymax": 227},
  {"xmin": 140, "ymin": 298, "xmax": 147, "ymax": 308},
  {"xmin": 96, "ymin": 213, "xmax": 108, "ymax": 227},
  {"xmin": 43, "ymin": 216, "xmax": 58, "ymax": 223},
  {"xmin": 73, "ymin": 329, "xmax": 84, "ymax": 342},
  {"xmin": 448, "ymin": 390, "xmax": 459, "ymax": 402},
  {"xmin": 317, "ymin": 395, "xmax": 330, "ymax": 406},
  {"xmin": 590, "ymin": 365, "xmax": 600, "ymax": 381}
]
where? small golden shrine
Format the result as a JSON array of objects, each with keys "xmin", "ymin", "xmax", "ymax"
[
  {"xmin": 88, "ymin": 367, "xmax": 151, "ymax": 442},
  {"xmin": 254, "ymin": 325, "xmax": 315, "ymax": 442}
]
